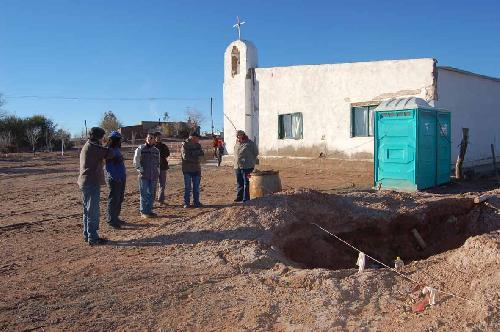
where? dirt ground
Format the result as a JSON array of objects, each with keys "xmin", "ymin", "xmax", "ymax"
[{"xmin": 0, "ymin": 150, "xmax": 499, "ymax": 331}]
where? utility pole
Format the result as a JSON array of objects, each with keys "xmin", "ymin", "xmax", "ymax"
[
  {"xmin": 84, "ymin": 120, "xmax": 88, "ymax": 138},
  {"xmin": 210, "ymin": 97, "xmax": 214, "ymax": 135}
]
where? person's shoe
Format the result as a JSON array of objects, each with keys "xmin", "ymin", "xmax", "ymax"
[
  {"xmin": 233, "ymin": 199, "xmax": 243, "ymax": 203},
  {"xmin": 141, "ymin": 213, "xmax": 152, "ymax": 219},
  {"xmin": 183, "ymin": 204, "xmax": 190, "ymax": 209},
  {"xmin": 108, "ymin": 222, "xmax": 121, "ymax": 229},
  {"xmin": 148, "ymin": 212, "xmax": 158, "ymax": 218},
  {"xmin": 88, "ymin": 237, "xmax": 108, "ymax": 246},
  {"xmin": 84, "ymin": 237, "xmax": 88, "ymax": 243},
  {"xmin": 117, "ymin": 219, "xmax": 126, "ymax": 224},
  {"xmin": 193, "ymin": 202, "xmax": 203, "ymax": 208}
]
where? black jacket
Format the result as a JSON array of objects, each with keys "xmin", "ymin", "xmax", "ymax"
[{"xmin": 155, "ymin": 142, "xmax": 170, "ymax": 170}]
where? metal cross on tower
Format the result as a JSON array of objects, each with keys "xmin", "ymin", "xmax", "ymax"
[{"xmin": 233, "ymin": 16, "xmax": 246, "ymax": 40}]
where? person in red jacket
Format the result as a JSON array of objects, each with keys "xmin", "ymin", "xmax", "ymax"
[{"xmin": 215, "ymin": 136, "xmax": 225, "ymax": 167}]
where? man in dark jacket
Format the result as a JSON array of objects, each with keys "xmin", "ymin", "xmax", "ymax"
[
  {"xmin": 105, "ymin": 131, "xmax": 126, "ymax": 228},
  {"xmin": 234, "ymin": 130, "xmax": 258, "ymax": 202},
  {"xmin": 154, "ymin": 132, "xmax": 170, "ymax": 204},
  {"xmin": 77, "ymin": 127, "xmax": 114, "ymax": 245},
  {"xmin": 181, "ymin": 132, "xmax": 204, "ymax": 208},
  {"xmin": 133, "ymin": 133, "xmax": 160, "ymax": 218}
]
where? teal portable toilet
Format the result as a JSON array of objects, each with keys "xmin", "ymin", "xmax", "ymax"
[{"xmin": 374, "ymin": 97, "xmax": 451, "ymax": 191}]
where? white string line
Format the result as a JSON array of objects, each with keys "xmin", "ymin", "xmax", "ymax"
[{"xmin": 310, "ymin": 222, "xmax": 479, "ymax": 305}]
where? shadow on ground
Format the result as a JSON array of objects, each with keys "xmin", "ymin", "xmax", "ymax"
[{"xmin": 111, "ymin": 226, "xmax": 265, "ymax": 247}]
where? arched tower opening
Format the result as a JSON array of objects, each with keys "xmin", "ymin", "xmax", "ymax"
[{"xmin": 231, "ymin": 46, "xmax": 240, "ymax": 77}]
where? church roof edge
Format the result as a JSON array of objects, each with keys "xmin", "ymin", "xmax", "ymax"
[{"xmin": 254, "ymin": 58, "xmax": 436, "ymax": 71}]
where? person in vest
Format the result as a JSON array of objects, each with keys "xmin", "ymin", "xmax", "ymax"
[
  {"xmin": 181, "ymin": 132, "xmax": 204, "ymax": 208},
  {"xmin": 133, "ymin": 133, "xmax": 160, "ymax": 218},
  {"xmin": 234, "ymin": 130, "xmax": 258, "ymax": 202},
  {"xmin": 153, "ymin": 131, "xmax": 170, "ymax": 204},
  {"xmin": 77, "ymin": 127, "xmax": 114, "ymax": 245},
  {"xmin": 105, "ymin": 131, "xmax": 126, "ymax": 228}
]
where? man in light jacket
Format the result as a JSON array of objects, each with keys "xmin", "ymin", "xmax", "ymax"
[
  {"xmin": 133, "ymin": 133, "xmax": 160, "ymax": 218},
  {"xmin": 234, "ymin": 130, "xmax": 258, "ymax": 202}
]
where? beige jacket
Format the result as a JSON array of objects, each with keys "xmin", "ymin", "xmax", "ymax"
[{"xmin": 234, "ymin": 139, "xmax": 258, "ymax": 169}]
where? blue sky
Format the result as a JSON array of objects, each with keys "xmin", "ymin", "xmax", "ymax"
[{"xmin": 1, "ymin": 0, "xmax": 499, "ymax": 135}]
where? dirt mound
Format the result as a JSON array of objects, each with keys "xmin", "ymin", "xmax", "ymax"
[
  {"xmin": 193, "ymin": 189, "xmax": 496, "ymax": 270},
  {"xmin": 183, "ymin": 189, "xmax": 499, "ymax": 330}
]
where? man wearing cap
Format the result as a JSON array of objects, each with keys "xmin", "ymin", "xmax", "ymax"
[
  {"xmin": 153, "ymin": 132, "xmax": 170, "ymax": 204},
  {"xmin": 133, "ymin": 133, "xmax": 160, "ymax": 218},
  {"xmin": 105, "ymin": 131, "xmax": 126, "ymax": 228},
  {"xmin": 181, "ymin": 132, "xmax": 204, "ymax": 208},
  {"xmin": 77, "ymin": 127, "xmax": 114, "ymax": 245},
  {"xmin": 234, "ymin": 130, "xmax": 258, "ymax": 202}
]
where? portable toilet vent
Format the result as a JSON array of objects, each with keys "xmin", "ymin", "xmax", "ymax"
[{"xmin": 374, "ymin": 97, "xmax": 451, "ymax": 191}]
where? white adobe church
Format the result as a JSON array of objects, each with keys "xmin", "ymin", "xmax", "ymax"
[{"xmin": 223, "ymin": 37, "xmax": 500, "ymax": 168}]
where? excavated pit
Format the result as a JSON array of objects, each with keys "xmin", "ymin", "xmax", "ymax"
[{"xmin": 270, "ymin": 192, "xmax": 492, "ymax": 270}]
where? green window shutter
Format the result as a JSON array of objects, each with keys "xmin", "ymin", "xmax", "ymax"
[{"xmin": 278, "ymin": 114, "xmax": 284, "ymax": 139}]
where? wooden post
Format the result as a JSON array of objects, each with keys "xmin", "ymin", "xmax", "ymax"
[
  {"xmin": 492, "ymin": 144, "xmax": 499, "ymax": 182},
  {"xmin": 455, "ymin": 128, "xmax": 469, "ymax": 179}
]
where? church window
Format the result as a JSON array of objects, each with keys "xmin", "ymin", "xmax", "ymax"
[
  {"xmin": 351, "ymin": 105, "xmax": 378, "ymax": 137},
  {"xmin": 231, "ymin": 46, "xmax": 240, "ymax": 76},
  {"xmin": 278, "ymin": 112, "xmax": 303, "ymax": 139}
]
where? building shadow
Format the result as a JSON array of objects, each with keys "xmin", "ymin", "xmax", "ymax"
[
  {"xmin": 0, "ymin": 167, "xmax": 75, "ymax": 176},
  {"xmin": 110, "ymin": 226, "xmax": 265, "ymax": 247}
]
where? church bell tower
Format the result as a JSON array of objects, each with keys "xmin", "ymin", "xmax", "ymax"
[{"xmin": 223, "ymin": 39, "xmax": 259, "ymax": 155}]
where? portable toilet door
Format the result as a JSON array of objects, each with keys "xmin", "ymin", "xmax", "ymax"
[
  {"xmin": 374, "ymin": 109, "xmax": 418, "ymax": 191},
  {"xmin": 416, "ymin": 109, "xmax": 437, "ymax": 189},
  {"xmin": 436, "ymin": 111, "xmax": 451, "ymax": 185}
]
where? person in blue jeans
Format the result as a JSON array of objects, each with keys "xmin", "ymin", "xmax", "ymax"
[
  {"xmin": 133, "ymin": 133, "xmax": 160, "ymax": 218},
  {"xmin": 234, "ymin": 130, "xmax": 259, "ymax": 202},
  {"xmin": 105, "ymin": 131, "xmax": 126, "ymax": 228},
  {"xmin": 77, "ymin": 127, "xmax": 114, "ymax": 245},
  {"xmin": 181, "ymin": 132, "xmax": 204, "ymax": 208}
]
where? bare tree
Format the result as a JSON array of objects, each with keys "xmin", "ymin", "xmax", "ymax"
[
  {"xmin": 0, "ymin": 131, "xmax": 12, "ymax": 153},
  {"xmin": 185, "ymin": 107, "xmax": 205, "ymax": 131},
  {"xmin": 54, "ymin": 128, "xmax": 71, "ymax": 155},
  {"xmin": 99, "ymin": 111, "xmax": 122, "ymax": 134},
  {"xmin": 131, "ymin": 131, "xmax": 137, "ymax": 145},
  {"xmin": 161, "ymin": 123, "xmax": 173, "ymax": 137},
  {"xmin": 45, "ymin": 128, "xmax": 54, "ymax": 152},
  {"xmin": 26, "ymin": 126, "xmax": 42, "ymax": 156},
  {"xmin": 163, "ymin": 111, "xmax": 170, "ymax": 122},
  {"xmin": 0, "ymin": 93, "xmax": 6, "ymax": 119}
]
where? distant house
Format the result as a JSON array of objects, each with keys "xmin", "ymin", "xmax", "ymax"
[{"xmin": 119, "ymin": 121, "xmax": 198, "ymax": 142}]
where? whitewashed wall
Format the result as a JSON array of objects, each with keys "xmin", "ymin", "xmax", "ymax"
[
  {"xmin": 253, "ymin": 59, "xmax": 436, "ymax": 157},
  {"xmin": 436, "ymin": 68, "xmax": 500, "ymax": 167}
]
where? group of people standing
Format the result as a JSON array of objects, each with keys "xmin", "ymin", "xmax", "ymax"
[{"xmin": 77, "ymin": 127, "xmax": 258, "ymax": 246}]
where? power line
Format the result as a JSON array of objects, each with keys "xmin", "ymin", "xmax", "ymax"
[{"xmin": 4, "ymin": 95, "xmax": 210, "ymax": 101}]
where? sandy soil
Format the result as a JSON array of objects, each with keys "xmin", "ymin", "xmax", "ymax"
[{"xmin": 0, "ymin": 150, "xmax": 498, "ymax": 331}]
